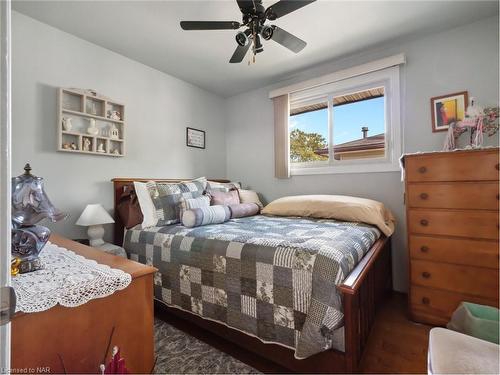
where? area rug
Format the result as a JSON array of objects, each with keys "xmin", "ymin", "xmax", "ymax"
[{"xmin": 154, "ymin": 318, "xmax": 260, "ymax": 374}]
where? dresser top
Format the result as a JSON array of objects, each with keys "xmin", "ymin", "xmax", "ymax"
[
  {"xmin": 50, "ymin": 234, "xmax": 157, "ymax": 279},
  {"xmin": 402, "ymin": 147, "xmax": 499, "ymax": 160}
]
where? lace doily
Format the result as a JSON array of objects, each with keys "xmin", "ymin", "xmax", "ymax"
[{"xmin": 12, "ymin": 242, "xmax": 132, "ymax": 313}]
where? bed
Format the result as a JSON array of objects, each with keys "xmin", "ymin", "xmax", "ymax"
[{"xmin": 112, "ymin": 178, "xmax": 392, "ymax": 373}]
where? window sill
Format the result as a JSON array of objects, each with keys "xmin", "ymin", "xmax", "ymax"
[{"xmin": 290, "ymin": 161, "xmax": 400, "ymax": 176}]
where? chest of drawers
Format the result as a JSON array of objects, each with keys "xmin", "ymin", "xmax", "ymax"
[{"xmin": 404, "ymin": 148, "xmax": 499, "ymax": 325}]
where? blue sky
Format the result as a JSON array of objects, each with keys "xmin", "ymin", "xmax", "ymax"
[{"xmin": 290, "ymin": 97, "xmax": 385, "ymax": 145}]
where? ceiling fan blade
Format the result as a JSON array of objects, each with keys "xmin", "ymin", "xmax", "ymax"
[
  {"xmin": 266, "ymin": 0, "xmax": 316, "ymax": 20},
  {"xmin": 180, "ymin": 21, "xmax": 240, "ymax": 30},
  {"xmin": 270, "ymin": 26, "xmax": 306, "ymax": 53},
  {"xmin": 236, "ymin": 0, "xmax": 258, "ymax": 13},
  {"xmin": 229, "ymin": 42, "xmax": 252, "ymax": 63}
]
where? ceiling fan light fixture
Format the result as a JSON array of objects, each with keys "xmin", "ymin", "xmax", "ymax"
[
  {"xmin": 261, "ymin": 25, "xmax": 274, "ymax": 40},
  {"xmin": 235, "ymin": 31, "xmax": 249, "ymax": 46}
]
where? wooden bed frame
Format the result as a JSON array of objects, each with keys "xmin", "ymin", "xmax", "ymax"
[{"xmin": 111, "ymin": 178, "xmax": 393, "ymax": 373}]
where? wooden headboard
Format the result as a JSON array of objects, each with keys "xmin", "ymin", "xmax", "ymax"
[{"xmin": 111, "ymin": 178, "xmax": 230, "ymax": 246}]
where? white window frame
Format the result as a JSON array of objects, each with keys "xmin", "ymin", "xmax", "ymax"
[{"xmin": 289, "ymin": 66, "xmax": 401, "ymax": 175}]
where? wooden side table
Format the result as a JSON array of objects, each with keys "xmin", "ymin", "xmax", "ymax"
[{"xmin": 10, "ymin": 234, "xmax": 157, "ymax": 374}]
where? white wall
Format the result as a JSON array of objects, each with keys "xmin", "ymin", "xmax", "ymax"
[
  {"xmin": 225, "ymin": 16, "xmax": 500, "ymax": 292},
  {"xmin": 12, "ymin": 11, "xmax": 227, "ymax": 241}
]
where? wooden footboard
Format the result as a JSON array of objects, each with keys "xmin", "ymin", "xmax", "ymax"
[{"xmin": 339, "ymin": 236, "xmax": 392, "ymax": 372}]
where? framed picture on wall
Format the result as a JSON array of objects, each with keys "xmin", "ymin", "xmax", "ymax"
[
  {"xmin": 431, "ymin": 91, "xmax": 468, "ymax": 132},
  {"xmin": 186, "ymin": 127, "xmax": 205, "ymax": 149}
]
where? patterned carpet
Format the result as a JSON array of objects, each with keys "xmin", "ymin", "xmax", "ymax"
[{"xmin": 154, "ymin": 318, "xmax": 260, "ymax": 374}]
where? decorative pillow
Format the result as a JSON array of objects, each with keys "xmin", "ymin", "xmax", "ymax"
[
  {"xmin": 179, "ymin": 195, "xmax": 210, "ymax": 216},
  {"xmin": 133, "ymin": 181, "xmax": 158, "ymax": 228},
  {"xmin": 209, "ymin": 190, "xmax": 240, "ymax": 206},
  {"xmin": 182, "ymin": 205, "xmax": 231, "ymax": 228},
  {"xmin": 186, "ymin": 176, "xmax": 208, "ymax": 191},
  {"xmin": 147, "ymin": 178, "xmax": 206, "ymax": 226},
  {"xmin": 262, "ymin": 195, "xmax": 395, "ymax": 236},
  {"xmin": 228, "ymin": 203, "xmax": 260, "ymax": 218},
  {"xmin": 207, "ymin": 180, "xmax": 241, "ymax": 193},
  {"xmin": 238, "ymin": 189, "xmax": 263, "ymax": 209}
]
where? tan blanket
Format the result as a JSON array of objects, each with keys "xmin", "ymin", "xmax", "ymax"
[{"xmin": 262, "ymin": 195, "xmax": 395, "ymax": 236}]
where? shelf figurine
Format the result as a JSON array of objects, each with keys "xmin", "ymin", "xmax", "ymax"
[
  {"xmin": 97, "ymin": 142, "xmax": 105, "ymax": 153},
  {"xmin": 90, "ymin": 101, "xmax": 98, "ymax": 115},
  {"xmin": 83, "ymin": 138, "xmax": 91, "ymax": 152},
  {"xmin": 109, "ymin": 124, "xmax": 119, "ymax": 139},
  {"xmin": 87, "ymin": 118, "xmax": 99, "ymax": 136},
  {"xmin": 62, "ymin": 117, "xmax": 73, "ymax": 131},
  {"xmin": 108, "ymin": 110, "xmax": 121, "ymax": 121}
]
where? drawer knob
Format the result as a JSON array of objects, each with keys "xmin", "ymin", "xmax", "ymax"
[
  {"xmin": 420, "ymin": 219, "xmax": 429, "ymax": 226},
  {"xmin": 496, "ymin": 194, "xmax": 499, "ymax": 201},
  {"xmin": 418, "ymin": 166, "xmax": 427, "ymax": 173},
  {"xmin": 420, "ymin": 246, "xmax": 429, "ymax": 253},
  {"xmin": 422, "ymin": 272, "xmax": 431, "ymax": 279},
  {"xmin": 420, "ymin": 193, "xmax": 429, "ymax": 200},
  {"xmin": 496, "ymin": 163, "xmax": 499, "ymax": 171},
  {"xmin": 422, "ymin": 297, "xmax": 430, "ymax": 305}
]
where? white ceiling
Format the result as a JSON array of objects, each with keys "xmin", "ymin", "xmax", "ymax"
[{"xmin": 12, "ymin": 0, "xmax": 498, "ymax": 97}]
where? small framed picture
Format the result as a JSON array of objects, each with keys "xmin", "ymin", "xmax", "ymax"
[
  {"xmin": 186, "ymin": 127, "xmax": 205, "ymax": 149},
  {"xmin": 431, "ymin": 91, "xmax": 468, "ymax": 132}
]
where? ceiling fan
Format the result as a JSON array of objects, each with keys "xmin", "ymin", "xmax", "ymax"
[{"xmin": 180, "ymin": 0, "xmax": 316, "ymax": 63}]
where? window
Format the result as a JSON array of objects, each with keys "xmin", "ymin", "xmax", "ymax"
[
  {"xmin": 288, "ymin": 66, "xmax": 401, "ymax": 175},
  {"xmin": 289, "ymin": 99, "xmax": 329, "ymax": 163},
  {"xmin": 332, "ymin": 88, "xmax": 385, "ymax": 161}
]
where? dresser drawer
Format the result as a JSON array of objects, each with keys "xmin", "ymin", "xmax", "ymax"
[
  {"xmin": 408, "ymin": 209, "xmax": 499, "ymax": 240},
  {"xmin": 410, "ymin": 285, "xmax": 499, "ymax": 326},
  {"xmin": 409, "ymin": 235, "xmax": 499, "ymax": 269},
  {"xmin": 407, "ymin": 182, "xmax": 499, "ymax": 210},
  {"xmin": 411, "ymin": 260, "xmax": 499, "ymax": 300},
  {"xmin": 405, "ymin": 150, "xmax": 499, "ymax": 182}
]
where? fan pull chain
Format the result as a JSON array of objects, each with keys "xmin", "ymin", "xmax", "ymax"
[{"xmin": 248, "ymin": 28, "xmax": 257, "ymax": 66}]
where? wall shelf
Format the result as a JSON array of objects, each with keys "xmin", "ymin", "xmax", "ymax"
[
  {"xmin": 59, "ymin": 148, "xmax": 123, "ymax": 157},
  {"xmin": 58, "ymin": 88, "xmax": 126, "ymax": 157},
  {"xmin": 62, "ymin": 109, "xmax": 124, "ymax": 124}
]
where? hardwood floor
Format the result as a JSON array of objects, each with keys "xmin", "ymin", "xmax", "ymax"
[
  {"xmin": 359, "ymin": 292, "xmax": 432, "ymax": 374},
  {"xmin": 156, "ymin": 292, "xmax": 432, "ymax": 374}
]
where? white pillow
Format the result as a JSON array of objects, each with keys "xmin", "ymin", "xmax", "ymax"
[{"xmin": 133, "ymin": 181, "xmax": 157, "ymax": 228}]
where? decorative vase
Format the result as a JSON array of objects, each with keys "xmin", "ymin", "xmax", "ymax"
[
  {"xmin": 11, "ymin": 164, "xmax": 67, "ymax": 274},
  {"xmin": 62, "ymin": 117, "xmax": 73, "ymax": 131},
  {"xmin": 87, "ymin": 118, "xmax": 99, "ymax": 136}
]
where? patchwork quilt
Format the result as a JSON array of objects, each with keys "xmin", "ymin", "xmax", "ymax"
[{"xmin": 123, "ymin": 215, "xmax": 380, "ymax": 359}]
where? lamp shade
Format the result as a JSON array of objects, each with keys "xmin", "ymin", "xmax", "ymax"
[{"xmin": 76, "ymin": 204, "xmax": 115, "ymax": 226}]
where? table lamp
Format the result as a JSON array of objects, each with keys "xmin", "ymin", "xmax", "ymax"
[{"xmin": 76, "ymin": 204, "xmax": 115, "ymax": 247}]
